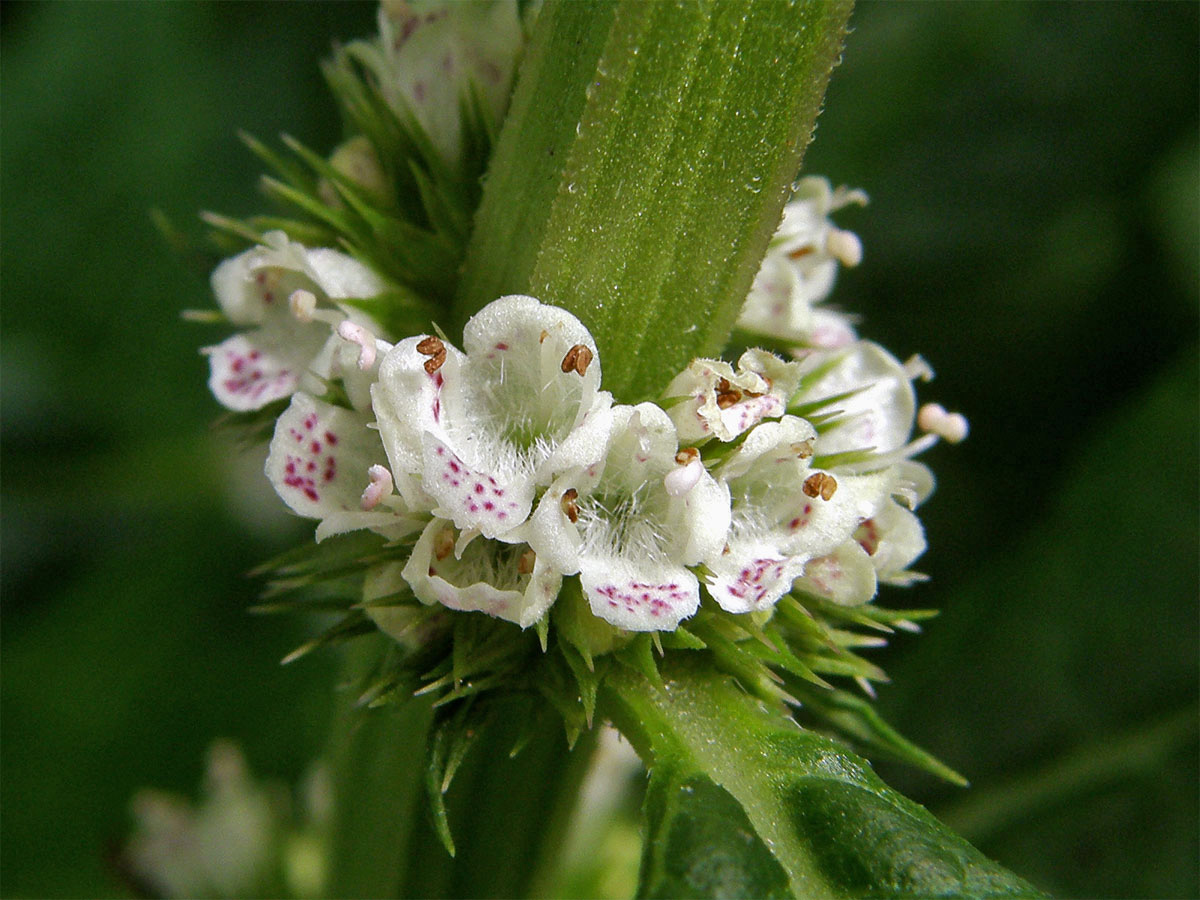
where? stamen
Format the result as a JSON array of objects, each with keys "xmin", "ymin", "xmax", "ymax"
[
  {"xmin": 675, "ymin": 447, "xmax": 700, "ymax": 465},
  {"xmin": 360, "ymin": 464, "xmax": 394, "ymax": 510},
  {"xmin": 560, "ymin": 488, "xmax": 580, "ymax": 524},
  {"xmin": 664, "ymin": 458, "xmax": 704, "ymax": 497},
  {"xmin": 787, "ymin": 245, "xmax": 815, "ymax": 261},
  {"xmin": 289, "ymin": 289, "xmax": 317, "ymax": 322},
  {"xmin": 832, "ymin": 185, "xmax": 870, "ymax": 209},
  {"xmin": 337, "ymin": 321, "xmax": 377, "ymax": 370},
  {"xmin": 289, "ymin": 290, "xmax": 343, "ymax": 327},
  {"xmin": 517, "ymin": 548, "xmax": 536, "ymax": 575},
  {"xmin": 825, "ymin": 228, "xmax": 863, "ymax": 267},
  {"xmin": 417, "ymin": 335, "xmax": 447, "ymax": 374},
  {"xmin": 917, "ymin": 403, "xmax": 969, "ymax": 444},
  {"xmin": 434, "ymin": 527, "xmax": 455, "ymax": 561},
  {"xmin": 560, "ymin": 343, "xmax": 594, "ymax": 376},
  {"xmin": 903, "ymin": 354, "xmax": 935, "ymax": 382},
  {"xmin": 715, "ymin": 377, "xmax": 742, "ymax": 409},
  {"xmin": 802, "ymin": 472, "xmax": 838, "ymax": 501},
  {"xmin": 791, "ymin": 440, "xmax": 814, "ymax": 459},
  {"xmin": 539, "ymin": 330, "xmax": 549, "ymax": 344}
]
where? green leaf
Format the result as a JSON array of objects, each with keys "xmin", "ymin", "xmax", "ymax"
[
  {"xmin": 602, "ymin": 656, "xmax": 1043, "ymax": 899},
  {"xmin": 640, "ymin": 763, "xmax": 793, "ymax": 900},
  {"xmin": 454, "ymin": 0, "xmax": 854, "ymax": 402}
]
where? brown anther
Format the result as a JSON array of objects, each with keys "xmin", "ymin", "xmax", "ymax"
[
  {"xmin": 675, "ymin": 447, "xmax": 700, "ymax": 465},
  {"xmin": 560, "ymin": 487, "xmax": 580, "ymax": 524},
  {"xmin": 433, "ymin": 527, "xmax": 455, "ymax": 561},
  {"xmin": 517, "ymin": 549, "xmax": 536, "ymax": 575},
  {"xmin": 714, "ymin": 377, "xmax": 743, "ymax": 408},
  {"xmin": 539, "ymin": 329, "xmax": 549, "ymax": 344},
  {"xmin": 417, "ymin": 336, "xmax": 447, "ymax": 374},
  {"xmin": 787, "ymin": 245, "xmax": 815, "ymax": 260},
  {"xmin": 423, "ymin": 347, "xmax": 446, "ymax": 374},
  {"xmin": 560, "ymin": 343, "xmax": 593, "ymax": 376},
  {"xmin": 791, "ymin": 440, "xmax": 814, "ymax": 459},
  {"xmin": 416, "ymin": 335, "xmax": 443, "ymax": 355},
  {"xmin": 802, "ymin": 472, "xmax": 838, "ymax": 501},
  {"xmin": 716, "ymin": 388, "xmax": 743, "ymax": 409}
]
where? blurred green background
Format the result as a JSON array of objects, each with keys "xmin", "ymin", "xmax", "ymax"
[{"xmin": 2, "ymin": 2, "xmax": 1196, "ymax": 897}]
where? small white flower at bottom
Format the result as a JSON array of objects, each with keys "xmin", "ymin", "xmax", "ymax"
[
  {"xmin": 525, "ymin": 403, "xmax": 731, "ymax": 632},
  {"xmin": 401, "ymin": 519, "xmax": 561, "ymax": 629},
  {"xmin": 705, "ymin": 416, "xmax": 891, "ymax": 614}
]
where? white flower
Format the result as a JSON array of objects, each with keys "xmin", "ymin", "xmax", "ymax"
[
  {"xmin": 401, "ymin": 519, "xmax": 561, "ymax": 628},
  {"xmin": 854, "ymin": 495, "xmax": 928, "ymax": 587},
  {"xmin": 664, "ymin": 348, "xmax": 803, "ymax": 444},
  {"xmin": 738, "ymin": 176, "xmax": 866, "ymax": 348},
  {"xmin": 124, "ymin": 742, "xmax": 277, "ymax": 900},
  {"xmin": 204, "ymin": 232, "xmax": 384, "ymax": 411},
  {"xmin": 796, "ymin": 340, "xmax": 932, "ymax": 460},
  {"xmin": 525, "ymin": 403, "xmax": 730, "ymax": 632},
  {"xmin": 266, "ymin": 392, "xmax": 420, "ymax": 543},
  {"xmin": 705, "ymin": 416, "xmax": 891, "ymax": 613},
  {"xmin": 794, "ymin": 487, "xmax": 929, "ymax": 607},
  {"xmin": 362, "ymin": 0, "xmax": 524, "ymax": 170},
  {"xmin": 372, "ymin": 295, "xmax": 612, "ymax": 540}
]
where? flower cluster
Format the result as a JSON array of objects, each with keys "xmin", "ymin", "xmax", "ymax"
[
  {"xmin": 202, "ymin": 184, "xmax": 964, "ymax": 644},
  {"xmin": 190, "ymin": 4, "xmax": 969, "ymax": 734}
]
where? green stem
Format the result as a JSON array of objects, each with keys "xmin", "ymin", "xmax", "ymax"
[
  {"xmin": 322, "ymin": 643, "xmax": 434, "ymax": 899},
  {"xmin": 398, "ymin": 697, "xmax": 599, "ymax": 899},
  {"xmin": 600, "ymin": 655, "xmax": 1043, "ymax": 899},
  {"xmin": 454, "ymin": 0, "xmax": 854, "ymax": 402}
]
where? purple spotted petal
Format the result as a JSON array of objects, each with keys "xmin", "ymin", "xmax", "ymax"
[
  {"xmin": 581, "ymin": 558, "xmax": 700, "ymax": 632},
  {"xmin": 206, "ymin": 334, "xmax": 299, "ymax": 412}
]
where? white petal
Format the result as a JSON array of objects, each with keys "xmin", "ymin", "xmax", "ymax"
[
  {"xmin": 314, "ymin": 510, "xmax": 420, "ymax": 544},
  {"xmin": 266, "ymin": 393, "xmax": 397, "ymax": 530},
  {"xmin": 780, "ymin": 469, "xmax": 891, "ymax": 560},
  {"xmin": 210, "ymin": 251, "xmax": 266, "ymax": 326},
  {"xmin": 522, "ymin": 467, "xmax": 600, "ymax": 576},
  {"xmin": 401, "ymin": 521, "xmax": 561, "ymax": 628},
  {"xmin": 808, "ymin": 308, "xmax": 858, "ymax": 349},
  {"xmin": 581, "ymin": 556, "xmax": 700, "ymax": 632},
  {"xmin": 854, "ymin": 497, "xmax": 927, "ymax": 581},
  {"xmin": 301, "ymin": 247, "xmax": 386, "ymax": 300},
  {"xmin": 373, "ymin": 1, "xmax": 522, "ymax": 168},
  {"xmin": 794, "ymin": 541, "xmax": 878, "ymax": 607},
  {"xmin": 801, "ymin": 341, "xmax": 917, "ymax": 456},
  {"xmin": 464, "ymin": 294, "xmax": 602, "ymax": 393},
  {"xmin": 718, "ymin": 415, "xmax": 817, "ymax": 481},
  {"xmin": 706, "ymin": 546, "xmax": 808, "ymax": 614},
  {"xmin": 373, "ymin": 336, "xmax": 466, "ymax": 511},
  {"xmin": 206, "ymin": 333, "xmax": 302, "ymax": 411},
  {"xmin": 422, "ymin": 435, "xmax": 532, "ymax": 538}
]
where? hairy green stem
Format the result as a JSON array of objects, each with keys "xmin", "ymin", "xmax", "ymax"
[{"xmin": 454, "ymin": 0, "xmax": 854, "ymax": 402}]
